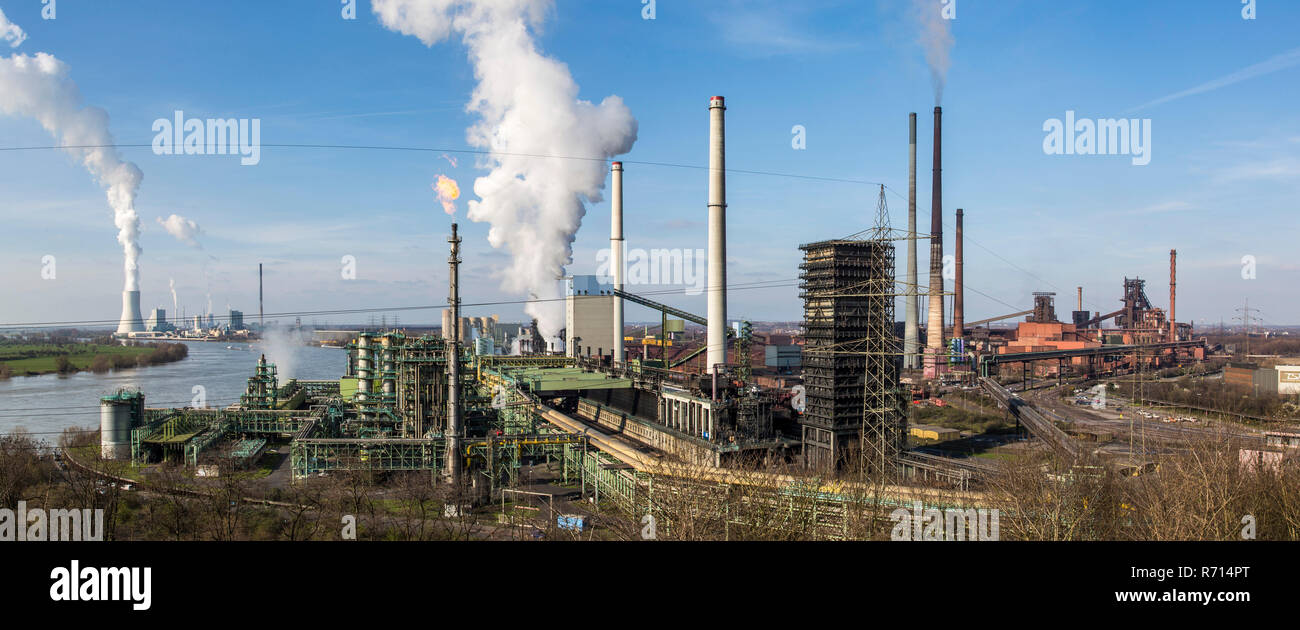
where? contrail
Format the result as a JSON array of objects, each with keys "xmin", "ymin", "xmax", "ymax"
[{"xmin": 1128, "ymin": 46, "xmax": 1300, "ymax": 113}]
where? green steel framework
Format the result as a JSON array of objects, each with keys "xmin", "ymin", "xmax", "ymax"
[{"xmin": 290, "ymin": 433, "xmax": 584, "ymax": 481}]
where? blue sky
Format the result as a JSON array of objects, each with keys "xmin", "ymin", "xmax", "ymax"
[{"xmin": 0, "ymin": 0, "xmax": 1296, "ymax": 330}]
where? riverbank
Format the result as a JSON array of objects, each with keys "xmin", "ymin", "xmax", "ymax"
[{"xmin": 0, "ymin": 342, "xmax": 189, "ymax": 378}]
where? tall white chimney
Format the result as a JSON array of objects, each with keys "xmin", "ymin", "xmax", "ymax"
[
  {"xmin": 611, "ymin": 162, "xmax": 626, "ymax": 365},
  {"xmin": 707, "ymin": 96, "xmax": 727, "ymax": 376},
  {"xmin": 117, "ymin": 290, "xmax": 144, "ymax": 334}
]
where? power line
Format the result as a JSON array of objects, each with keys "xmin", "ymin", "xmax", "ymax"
[
  {"xmin": 0, "ymin": 142, "xmax": 892, "ymax": 188},
  {"xmin": 0, "ymin": 396, "xmax": 244, "ymax": 413},
  {"xmin": 0, "ymin": 402, "xmax": 245, "ymax": 421},
  {"xmin": 0, "ymin": 278, "xmax": 801, "ymax": 329}
]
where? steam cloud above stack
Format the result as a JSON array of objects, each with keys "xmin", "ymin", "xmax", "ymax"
[
  {"xmin": 373, "ymin": 0, "xmax": 638, "ymax": 337},
  {"xmin": 0, "ymin": 23, "xmax": 145, "ymax": 293}
]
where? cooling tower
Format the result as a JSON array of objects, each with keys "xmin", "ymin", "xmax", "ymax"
[{"xmin": 116, "ymin": 290, "xmax": 145, "ymax": 334}]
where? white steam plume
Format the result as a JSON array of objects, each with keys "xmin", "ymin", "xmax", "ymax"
[
  {"xmin": 373, "ymin": 0, "xmax": 638, "ymax": 336},
  {"xmin": 0, "ymin": 8, "xmax": 26, "ymax": 48},
  {"xmin": 156, "ymin": 214, "xmax": 202, "ymax": 248},
  {"xmin": 256, "ymin": 325, "xmax": 306, "ymax": 380},
  {"xmin": 911, "ymin": 0, "xmax": 954, "ymax": 103},
  {"xmin": 0, "ymin": 45, "xmax": 145, "ymax": 291},
  {"xmin": 168, "ymin": 277, "xmax": 178, "ymax": 314}
]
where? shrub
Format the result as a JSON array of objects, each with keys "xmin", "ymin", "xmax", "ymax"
[{"xmin": 90, "ymin": 355, "xmax": 111, "ymax": 373}]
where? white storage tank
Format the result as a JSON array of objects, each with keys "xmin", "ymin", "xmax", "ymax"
[{"xmin": 99, "ymin": 391, "xmax": 141, "ymax": 460}]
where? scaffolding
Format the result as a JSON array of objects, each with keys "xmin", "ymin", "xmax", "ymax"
[{"xmin": 797, "ymin": 187, "xmax": 906, "ymax": 472}]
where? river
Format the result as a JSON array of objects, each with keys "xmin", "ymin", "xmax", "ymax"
[{"xmin": 0, "ymin": 341, "xmax": 346, "ymax": 440}]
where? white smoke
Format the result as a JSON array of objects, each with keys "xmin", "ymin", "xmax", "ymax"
[
  {"xmin": 373, "ymin": 0, "xmax": 638, "ymax": 336},
  {"xmin": 156, "ymin": 214, "xmax": 202, "ymax": 247},
  {"xmin": 256, "ymin": 325, "xmax": 306, "ymax": 380},
  {"xmin": 0, "ymin": 45, "xmax": 145, "ymax": 291},
  {"xmin": 911, "ymin": 0, "xmax": 954, "ymax": 103},
  {"xmin": 168, "ymin": 277, "xmax": 178, "ymax": 314},
  {"xmin": 0, "ymin": 8, "xmax": 26, "ymax": 48}
]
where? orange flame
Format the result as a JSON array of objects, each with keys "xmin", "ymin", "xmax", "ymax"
[{"xmin": 433, "ymin": 174, "xmax": 460, "ymax": 215}]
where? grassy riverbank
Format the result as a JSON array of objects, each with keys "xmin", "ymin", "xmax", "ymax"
[{"xmin": 0, "ymin": 342, "xmax": 189, "ymax": 378}]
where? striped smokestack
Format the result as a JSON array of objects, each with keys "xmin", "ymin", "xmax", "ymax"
[
  {"xmin": 925, "ymin": 106, "xmax": 944, "ymax": 377},
  {"xmin": 1170, "ymin": 249, "xmax": 1177, "ymax": 342},
  {"xmin": 904, "ymin": 113, "xmax": 920, "ymax": 370},
  {"xmin": 953, "ymin": 208, "xmax": 963, "ymax": 339}
]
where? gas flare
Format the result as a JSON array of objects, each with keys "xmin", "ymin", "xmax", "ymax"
[{"xmin": 433, "ymin": 174, "xmax": 461, "ymax": 215}]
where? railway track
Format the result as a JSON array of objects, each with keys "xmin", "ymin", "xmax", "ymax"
[{"xmin": 979, "ymin": 377, "xmax": 1082, "ymax": 459}]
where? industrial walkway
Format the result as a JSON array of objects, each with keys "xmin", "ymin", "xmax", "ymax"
[
  {"xmin": 538, "ymin": 405, "xmax": 991, "ymax": 510},
  {"xmin": 979, "ymin": 377, "xmax": 1082, "ymax": 460}
]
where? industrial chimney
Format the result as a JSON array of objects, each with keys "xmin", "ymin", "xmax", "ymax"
[
  {"xmin": 116, "ymin": 290, "xmax": 145, "ymax": 335},
  {"xmin": 611, "ymin": 162, "xmax": 626, "ymax": 365},
  {"xmin": 1169, "ymin": 249, "xmax": 1177, "ymax": 342},
  {"xmin": 446, "ymin": 223, "xmax": 463, "ymax": 486},
  {"xmin": 903, "ymin": 113, "xmax": 920, "ymax": 370},
  {"xmin": 925, "ymin": 106, "xmax": 944, "ymax": 377},
  {"xmin": 258, "ymin": 263, "xmax": 264, "ymax": 329},
  {"xmin": 953, "ymin": 208, "xmax": 964, "ymax": 340},
  {"xmin": 706, "ymin": 96, "xmax": 727, "ymax": 376}
]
